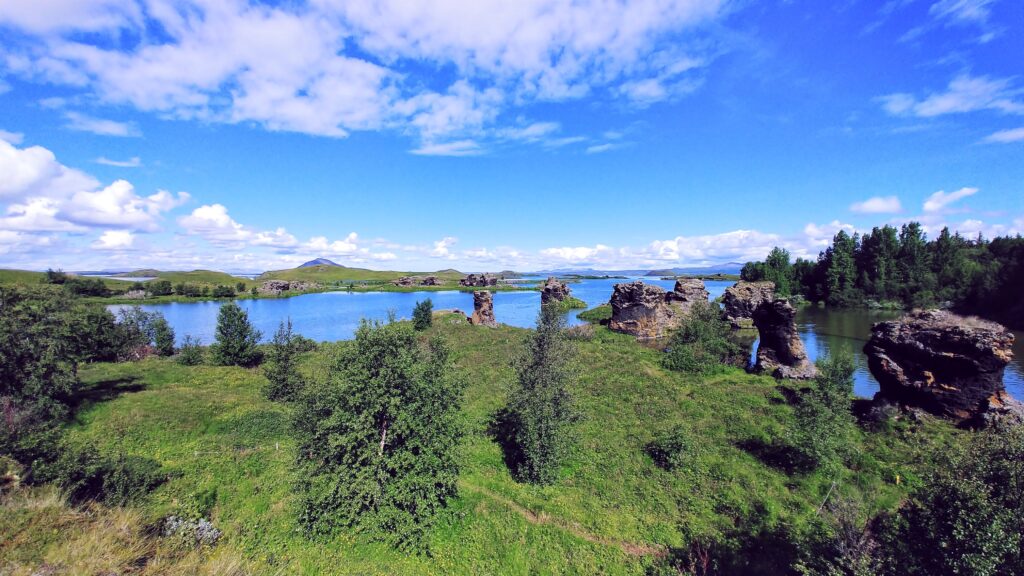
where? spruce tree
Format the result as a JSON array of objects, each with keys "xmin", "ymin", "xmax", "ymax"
[
  {"xmin": 505, "ymin": 303, "xmax": 579, "ymax": 485},
  {"xmin": 412, "ymin": 298, "xmax": 433, "ymax": 331},
  {"xmin": 294, "ymin": 319, "xmax": 462, "ymax": 549},
  {"xmin": 210, "ymin": 303, "xmax": 262, "ymax": 367},
  {"xmin": 263, "ymin": 319, "xmax": 304, "ymax": 401}
]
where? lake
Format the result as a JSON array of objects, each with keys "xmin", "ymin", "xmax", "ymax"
[{"xmin": 111, "ymin": 277, "xmax": 1023, "ymax": 400}]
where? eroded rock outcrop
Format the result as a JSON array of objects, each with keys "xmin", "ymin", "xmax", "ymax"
[
  {"xmin": 392, "ymin": 275, "xmax": 441, "ymax": 287},
  {"xmin": 865, "ymin": 310, "xmax": 1017, "ymax": 423},
  {"xmin": 541, "ymin": 277, "xmax": 571, "ymax": 305},
  {"xmin": 752, "ymin": 299, "xmax": 817, "ymax": 380},
  {"xmin": 609, "ymin": 280, "xmax": 709, "ymax": 339},
  {"xmin": 460, "ymin": 273, "xmax": 498, "ymax": 287},
  {"xmin": 259, "ymin": 280, "xmax": 319, "ymax": 295},
  {"xmin": 668, "ymin": 279, "xmax": 711, "ymax": 312},
  {"xmin": 469, "ymin": 290, "xmax": 497, "ymax": 327},
  {"xmin": 722, "ymin": 281, "xmax": 775, "ymax": 329}
]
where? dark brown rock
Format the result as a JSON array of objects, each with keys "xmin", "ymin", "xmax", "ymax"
[
  {"xmin": 609, "ymin": 280, "xmax": 709, "ymax": 339},
  {"xmin": 540, "ymin": 277, "xmax": 571, "ymax": 305},
  {"xmin": 722, "ymin": 281, "xmax": 775, "ymax": 329},
  {"xmin": 460, "ymin": 273, "xmax": 498, "ymax": 287},
  {"xmin": 469, "ymin": 290, "xmax": 497, "ymax": 327},
  {"xmin": 864, "ymin": 310, "xmax": 1016, "ymax": 423},
  {"xmin": 752, "ymin": 299, "xmax": 817, "ymax": 380}
]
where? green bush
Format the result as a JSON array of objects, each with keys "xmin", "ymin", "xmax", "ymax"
[
  {"xmin": 646, "ymin": 426, "xmax": 697, "ymax": 471},
  {"xmin": 45, "ymin": 444, "xmax": 165, "ymax": 505},
  {"xmin": 785, "ymin": 350, "xmax": 856, "ymax": 472},
  {"xmin": 412, "ymin": 298, "xmax": 433, "ymax": 331},
  {"xmin": 875, "ymin": 425, "xmax": 1024, "ymax": 575},
  {"xmin": 662, "ymin": 300, "xmax": 743, "ymax": 375},
  {"xmin": 153, "ymin": 316, "xmax": 175, "ymax": 356},
  {"xmin": 177, "ymin": 335, "xmax": 204, "ymax": 366},
  {"xmin": 212, "ymin": 285, "xmax": 236, "ymax": 298},
  {"xmin": 210, "ymin": 303, "xmax": 262, "ymax": 367},
  {"xmin": 294, "ymin": 319, "xmax": 463, "ymax": 550}
]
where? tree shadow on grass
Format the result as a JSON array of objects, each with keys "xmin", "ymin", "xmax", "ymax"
[
  {"xmin": 68, "ymin": 376, "xmax": 144, "ymax": 414},
  {"xmin": 486, "ymin": 407, "xmax": 525, "ymax": 479},
  {"xmin": 736, "ymin": 438, "xmax": 812, "ymax": 475}
]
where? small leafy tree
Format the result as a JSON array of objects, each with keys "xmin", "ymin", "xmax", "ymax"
[
  {"xmin": 412, "ymin": 298, "xmax": 433, "ymax": 331},
  {"xmin": 504, "ymin": 303, "xmax": 579, "ymax": 485},
  {"xmin": 115, "ymin": 306, "xmax": 158, "ymax": 359},
  {"xmin": 210, "ymin": 303, "xmax": 262, "ymax": 367},
  {"xmin": 177, "ymin": 335, "xmax": 203, "ymax": 366},
  {"xmin": 662, "ymin": 300, "xmax": 743, "ymax": 375},
  {"xmin": 152, "ymin": 316, "xmax": 175, "ymax": 356},
  {"xmin": 294, "ymin": 319, "xmax": 463, "ymax": 549},
  {"xmin": 786, "ymin": 350, "xmax": 855, "ymax": 472},
  {"xmin": 263, "ymin": 319, "xmax": 305, "ymax": 401}
]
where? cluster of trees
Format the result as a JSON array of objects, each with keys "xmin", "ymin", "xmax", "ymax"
[
  {"xmin": 0, "ymin": 287, "xmax": 174, "ymax": 503},
  {"xmin": 741, "ymin": 225, "xmax": 1024, "ymax": 327},
  {"xmin": 43, "ymin": 269, "xmax": 111, "ymax": 297}
]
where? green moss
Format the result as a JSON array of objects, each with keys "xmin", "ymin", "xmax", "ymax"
[{"xmin": 552, "ymin": 296, "xmax": 587, "ymax": 312}]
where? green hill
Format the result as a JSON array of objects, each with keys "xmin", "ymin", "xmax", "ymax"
[
  {"xmin": 0, "ymin": 269, "xmax": 137, "ymax": 290},
  {"xmin": 114, "ymin": 269, "xmax": 252, "ymax": 287},
  {"xmin": 259, "ymin": 265, "xmax": 465, "ymax": 284}
]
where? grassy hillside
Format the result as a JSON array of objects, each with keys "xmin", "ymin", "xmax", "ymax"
[
  {"xmin": 0, "ymin": 314, "xmax": 959, "ymax": 574},
  {"xmin": 259, "ymin": 264, "xmax": 466, "ymax": 284},
  {"xmin": 0, "ymin": 269, "xmax": 138, "ymax": 290},
  {"xmin": 117, "ymin": 269, "xmax": 253, "ymax": 287}
]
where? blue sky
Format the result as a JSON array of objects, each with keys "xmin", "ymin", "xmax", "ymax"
[{"xmin": 1, "ymin": 0, "xmax": 1021, "ymax": 272}]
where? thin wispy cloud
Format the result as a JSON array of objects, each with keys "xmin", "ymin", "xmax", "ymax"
[
  {"xmin": 96, "ymin": 156, "xmax": 142, "ymax": 168},
  {"xmin": 982, "ymin": 127, "xmax": 1024, "ymax": 143},
  {"xmin": 64, "ymin": 112, "xmax": 140, "ymax": 137}
]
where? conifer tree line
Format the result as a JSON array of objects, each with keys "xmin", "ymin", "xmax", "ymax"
[{"xmin": 741, "ymin": 223, "xmax": 1024, "ymax": 327}]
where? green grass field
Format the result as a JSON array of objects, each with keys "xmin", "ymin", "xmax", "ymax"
[{"xmin": 0, "ymin": 314, "xmax": 960, "ymax": 575}]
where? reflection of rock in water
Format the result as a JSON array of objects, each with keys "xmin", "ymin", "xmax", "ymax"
[{"xmin": 733, "ymin": 330, "xmax": 758, "ymax": 369}]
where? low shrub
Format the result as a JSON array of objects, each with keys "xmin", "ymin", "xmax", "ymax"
[
  {"xmin": 646, "ymin": 425, "xmax": 697, "ymax": 471},
  {"xmin": 177, "ymin": 335, "xmax": 203, "ymax": 366},
  {"xmin": 662, "ymin": 301, "xmax": 743, "ymax": 375}
]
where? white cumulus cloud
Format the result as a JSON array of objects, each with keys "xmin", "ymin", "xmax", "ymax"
[{"xmin": 850, "ymin": 195, "xmax": 902, "ymax": 214}]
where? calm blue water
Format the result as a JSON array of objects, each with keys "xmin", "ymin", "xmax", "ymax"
[{"xmin": 111, "ymin": 277, "xmax": 1022, "ymax": 400}]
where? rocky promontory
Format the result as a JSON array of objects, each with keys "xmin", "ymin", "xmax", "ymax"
[{"xmin": 865, "ymin": 310, "xmax": 1018, "ymax": 424}]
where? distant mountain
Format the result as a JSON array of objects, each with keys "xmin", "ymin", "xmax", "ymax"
[
  {"xmin": 299, "ymin": 258, "xmax": 342, "ymax": 268},
  {"xmin": 643, "ymin": 263, "xmax": 745, "ymax": 277}
]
